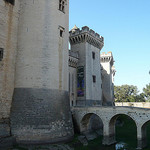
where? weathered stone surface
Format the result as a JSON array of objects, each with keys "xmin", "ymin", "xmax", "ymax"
[
  {"xmin": 0, "ymin": 123, "xmax": 10, "ymax": 138},
  {"xmin": 72, "ymin": 106, "xmax": 150, "ymax": 149},
  {"xmin": 0, "ymin": 136, "xmax": 16, "ymax": 149},
  {"xmin": 0, "ymin": 0, "xmax": 20, "ymax": 120},
  {"xmin": 11, "ymin": 88, "xmax": 74, "ymax": 144}
]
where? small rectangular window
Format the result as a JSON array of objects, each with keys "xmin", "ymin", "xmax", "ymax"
[
  {"xmin": 0, "ymin": 48, "xmax": 4, "ymax": 61},
  {"xmin": 93, "ymin": 75, "xmax": 96, "ymax": 83},
  {"xmin": 4, "ymin": 0, "xmax": 15, "ymax": 5},
  {"xmin": 59, "ymin": 26, "xmax": 65, "ymax": 37},
  {"xmin": 92, "ymin": 52, "xmax": 95, "ymax": 59},
  {"xmin": 59, "ymin": 0, "xmax": 65, "ymax": 13}
]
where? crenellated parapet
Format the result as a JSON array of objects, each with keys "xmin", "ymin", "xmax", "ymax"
[
  {"xmin": 69, "ymin": 26, "xmax": 104, "ymax": 50},
  {"xmin": 69, "ymin": 50, "xmax": 79, "ymax": 68},
  {"xmin": 100, "ymin": 51, "xmax": 114, "ymax": 66}
]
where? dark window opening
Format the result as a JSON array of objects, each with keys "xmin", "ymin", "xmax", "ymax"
[
  {"xmin": 60, "ymin": 29, "xmax": 63, "ymax": 37},
  {"xmin": 93, "ymin": 75, "xmax": 96, "ymax": 83},
  {"xmin": 92, "ymin": 52, "xmax": 95, "ymax": 59},
  {"xmin": 4, "ymin": 0, "xmax": 15, "ymax": 5},
  {"xmin": 59, "ymin": 0, "xmax": 65, "ymax": 13},
  {"xmin": 0, "ymin": 48, "xmax": 4, "ymax": 61}
]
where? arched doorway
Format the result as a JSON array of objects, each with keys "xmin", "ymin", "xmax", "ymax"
[{"xmin": 109, "ymin": 114, "xmax": 137, "ymax": 148}]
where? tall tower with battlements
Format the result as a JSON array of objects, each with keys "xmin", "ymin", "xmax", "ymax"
[
  {"xmin": 69, "ymin": 26, "xmax": 104, "ymax": 106},
  {"xmin": 10, "ymin": 0, "xmax": 74, "ymax": 144},
  {"xmin": 101, "ymin": 52, "xmax": 115, "ymax": 106}
]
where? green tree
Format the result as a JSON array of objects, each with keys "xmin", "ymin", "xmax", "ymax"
[
  {"xmin": 143, "ymin": 83, "xmax": 150, "ymax": 102},
  {"xmin": 114, "ymin": 85, "xmax": 144, "ymax": 102}
]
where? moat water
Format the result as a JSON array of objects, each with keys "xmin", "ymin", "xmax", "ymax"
[{"xmin": 11, "ymin": 142, "xmax": 130, "ymax": 150}]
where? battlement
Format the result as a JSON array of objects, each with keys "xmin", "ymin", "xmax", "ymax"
[
  {"xmin": 69, "ymin": 50, "xmax": 79, "ymax": 68},
  {"xmin": 100, "ymin": 51, "xmax": 114, "ymax": 65},
  {"xmin": 69, "ymin": 26, "xmax": 104, "ymax": 50}
]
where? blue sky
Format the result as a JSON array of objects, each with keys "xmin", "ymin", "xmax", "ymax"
[{"xmin": 69, "ymin": 0, "xmax": 150, "ymax": 93}]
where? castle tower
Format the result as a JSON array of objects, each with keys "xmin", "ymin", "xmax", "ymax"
[
  {"xmin": 69, "ymin": 26, "xmax": 104, "ymax": 106},
  {"xmin": 11, "ymin": 0, "xmax": 74, "ymax": 144},
  {"xmin": 101, "ymin": 52, "xmax": 115, "ymax": 106}
]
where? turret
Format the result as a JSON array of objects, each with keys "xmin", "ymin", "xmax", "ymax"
[
  {"xmin": 69, "ymin": 26, "xmax": 104, "ymax": 106},
  {"xmin": 11, "ymin": 0, "xmax": 74, "ymax": 144},
  {"xmin": 100, "ymin": 52, "xmax": 115, "ymax": 106}
]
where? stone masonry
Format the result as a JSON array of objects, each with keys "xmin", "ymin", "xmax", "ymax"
[
  {"xmin": 72, "ymin": 106, "xmax": 150, "ymax": 149},
  {"xmin": 69, "ymin": 26, "xmax": 104, "ymax": 106}
]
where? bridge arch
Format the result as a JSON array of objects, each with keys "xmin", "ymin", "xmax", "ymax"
[
  {"xmin": 109, "ymin": 113, "xmax": 137, "ymax": 137},
  {"xmin": 138, "ymin": 120, "xmax": 150, "ymax": 148},
  {"xmin": 104, "ymin": 113, "xmax": 137, "ymax": 146},
  {"xmin": 80, "ymin": 113, "xmax": 104, "ymax": 133}
]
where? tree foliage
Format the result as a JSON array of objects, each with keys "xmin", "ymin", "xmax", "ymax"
[
  {"xmin": 143, "ymin": 83, "xmax": 150, "ymax": 102},
  {"xmin": 114, "ymin": 85, "xmax": 145, "ymax": 102}
]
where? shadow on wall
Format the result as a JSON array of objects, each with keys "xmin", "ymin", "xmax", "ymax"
[{"xmin": 101, "ymin": 69, "xmax": 114, "ymax": 106}]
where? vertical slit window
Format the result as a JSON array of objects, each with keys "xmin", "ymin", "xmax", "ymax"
[
  {"xmin": 60, "ymin": 29, "xmax": 63, "ymax": 37},
  {"xmin": 0, "ymin": 48, "xmax": 4, "ymax": 61},
  {"xmin": 93, "ymin": 75, "xmax": 96, "ymax": 83},
  {"xmin": 92, "ymin": 52, "xmax": 95, "ymax": 59}
]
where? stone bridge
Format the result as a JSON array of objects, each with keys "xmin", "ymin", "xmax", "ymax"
[{"xmin": 72, "ymin": 106, "xmax": 150, "ymax": 149}]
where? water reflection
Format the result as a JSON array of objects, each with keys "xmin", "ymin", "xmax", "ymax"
[
  {"xmin": 115, "ymin": 142, "xmax": 127, "ymax": 150},
  {"xmin": 11, "ymin": 142, "xmax": 129, "ymax": 150}
]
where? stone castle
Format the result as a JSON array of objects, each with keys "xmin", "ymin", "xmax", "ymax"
[{"xmin": 0, "ymin": 0, "xmax": 115, "ymax": 146}]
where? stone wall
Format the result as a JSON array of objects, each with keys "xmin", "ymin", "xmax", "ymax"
[
  {"xmin": 0, "ymin": 0, "xmax": 20, "ymax": 120},
  {"xmin": 69, "ymin": 51, "xmax": 78, "ymax": 106},
  {"xmin": 115, "ymin": 102, "xmax": 150, "ymax": 108},
  {"xmin": 10, "ymin": 0, "xmax": 74, "ymax": 144},
  {"xmin": 72, "ymin": 106, "xmax": 150, "ymax": 149}
]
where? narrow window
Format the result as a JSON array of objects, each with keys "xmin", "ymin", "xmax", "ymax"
[
  {"xmin": 60, "ymin": 29, "xmax": 63, "ymax": 37},
  {"xmin": 93, "ymin": 75, "xmax": 96, "ymax": 83},
  {"xmin": 92, "ymin": 52, "xmax": 95, "ymax": 59},
  {"xmin": 59, "ymin": 0, "xmax": 65, "ymax": 13},
  {"xmin": 0, "ymin": 48, "xmax": 4, "ymax": 61},
  {"xmin": 62, "ymin": 1, "xmax": 65, "ymax": 12},
  {"xmin": 59, "ymin": 26, "xmax": 65, "ymax": 37},
  {"xmin": 4, "ymin": 0, "xmax": 15, "ymax": 5},
  {"xmin": 69, "ymin": 73, "xmax": 70, "ymax": 92}
]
